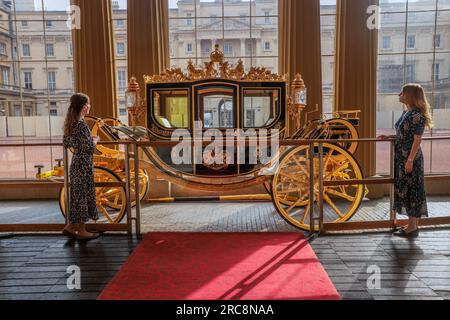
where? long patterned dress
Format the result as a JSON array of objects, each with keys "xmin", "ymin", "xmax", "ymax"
[
  {"xmin": 394, "ymin": 108, "xmax": 428, "ymax": 218},
  {"xmin": 63, "ymin": 119, "xmax": 98, "ymax": 223}
]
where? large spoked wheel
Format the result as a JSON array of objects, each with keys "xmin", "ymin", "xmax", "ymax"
[
  {"xmin": 271, "ymin": 143, "xmax": 365, "ymax": 232},
  {"xmin": 113, "ymin": 169, "xmax": 150, "ymax": 208},
  {"xmin": 59, "ymin": 167, "xmax": 127, "ymax": 224}
]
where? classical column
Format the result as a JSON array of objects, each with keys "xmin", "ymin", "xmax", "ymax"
[
  {"xmin": 279, "ymin": 0, "xmax": 323, "ymax": 134},
  {"xmin": 334, "ymin": 0, "xmax": 379, "ymax": 177},
  {"xmin": 71, "ymin": 0, "xmax": 117, "ymax": 119},
  {"xmin": 127, "ymin": 0, "xmax": 169, "ymax": 91}
]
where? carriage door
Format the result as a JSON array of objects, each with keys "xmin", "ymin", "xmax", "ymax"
[{"xmin": 194, "ymin": 83, "xmax": 238, "ymax": 176}]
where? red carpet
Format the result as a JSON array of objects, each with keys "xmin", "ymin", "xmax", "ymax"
[{"xmin": 98, "ymin": 233, "xmax": 340, "ymax": 300}]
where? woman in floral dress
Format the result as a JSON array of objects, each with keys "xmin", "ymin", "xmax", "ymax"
[
  {"xmin": 380, "ymin": 84, "xmax": 433, "ymax": 237},
  {"xmin": 62, "ymin": 93, "xmax": 100, "ymax": 241}
]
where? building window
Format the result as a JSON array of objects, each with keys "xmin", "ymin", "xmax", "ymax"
[
  {"xmin": 46, "ymin": 43, "xmax": 55, "ymax": 57},
  {"xmin": 49, "ymin": 102, "xmax": 57, "ymax": 116},
  {"xmin": 434, "ymin": 34, "xmax": 441, "ymax": 48},
  {"xmin": 433, "ymin": 63, "xmax": 440, "ymax": 81},
  {"xmin": 116, "ymin": 19, "xmax": 124, "ymax": 28},
  {"xmin": 382, "ymin": 36, "xmax": 391, "ymax": 50},
  {"xmin": 22, "ymin": 44, "xmax": 30, "ymax": 57},
  {"xmin": 186, "ymin": 13, "xmax": 193, "ymax": 26},
  {"xmin": 224, "ymin": 43, "xmax": 233, "ymax": 55},
  {"xmin": 118, "ymin": 70, "xmax": 126, "ymax": 92},
  {"xmin": 46, "ymin": 20, "xmax": 53, "ymax": 27},
  {"xmin": 117, "ymin": 43, "xmax": 125, "ymax": 56},
  {"xmin": 48, "ymin": 71, "xmax": 56, "ymax": 92},
  {"xmin": 0, "ymin": 42, "xmax": 6, "ymax": 55},
  {"xmin": 21, "ymin": 20, "xmax": 28, "ymax": 27},
  {"xmin": 406, "ymin": 64, "xmax": 415, "ymax": 83},
  {"xmin": 186, "ymin": 43, "xmax": 193, "ymax": 54},
  {"xmin": 68, "ymin": 42, "xmax": 73, "ymax": 57},
  {"xmin": 1, "ymin": 67, "xmax": 9, "ymax": 87},
  {"xmin": 264, "ymin": 11, "xmax": 270, "ymax": 24},
  {"xmin": 407, "ymin": 35, "xmax": 415, "ymax": 49},
  {"xmin": 264, "ymin": 41, "xmax": 271, "ymax": 51},
  {"xmin": 211, "ymin": 14, "xmax": 217, "ymax": 23},
  {"xmin": 24, "ymin": 72, "xmax": 32, "ymax": 90}
]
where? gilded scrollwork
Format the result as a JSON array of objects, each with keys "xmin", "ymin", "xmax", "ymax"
[{"xmin": 144, "ymin": 45, "xmax": 287, "ymax": 83}]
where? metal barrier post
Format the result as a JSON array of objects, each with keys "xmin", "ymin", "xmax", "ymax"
[
  {"xmin": 134, "ymin": 143, "xmax": 142, "ymax": 238},
  {"xmin": 124, "ymin": 144, "xmax": 133, "ymax": 236},
  {"xmin": 389, "ymin": 140, "xmax": 396, "ymax": 229},
  {"xmin": 309, "ymin": 142, "xmax": 316, "ymax": 234},
  {"xmin": 318, "ymin": 143, "xmax": 324, "ymax": 234},
  {"xmin": 63, "ymin": 146, "xmax": 70, "ymax": 226}
]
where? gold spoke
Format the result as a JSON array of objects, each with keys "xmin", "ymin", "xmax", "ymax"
[
  {"xmin": 286, "ymin": 196, "xmax": 307, "ymax": 213},
  {"xmin": 279, "ymin": 172, "xmax": 308, "ymax": 183},
  {"xmin": 323, "ymin": 193, "xmax": 345, "ymax": 218},
  {"xmin": 98, "ymin": 205, "xmax": 114, "ymax": 223},
  {"xmin": 300, "ymin": 205, "xmax": 311, "ymax": 224},
  {"xmin": 326, "ymin": 188, "xmax": 355, "ymax": 202}
]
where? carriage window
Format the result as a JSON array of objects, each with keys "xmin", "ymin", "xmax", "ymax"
[
  {"xmin": 199, "ymin": 88, "xmax": 235, "ymax": 129},
  {"xmin": 153, "ymin": 90, "xmax": 189, "ymax": 129},
  {"xmin": 243, "ymin": 89, "xmax": 280, "ymax": 128}
]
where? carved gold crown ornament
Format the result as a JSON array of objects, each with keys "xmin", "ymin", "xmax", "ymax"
[{"xmin": 144, "ymin": 45, "xmax": 288, "ymax": 83}]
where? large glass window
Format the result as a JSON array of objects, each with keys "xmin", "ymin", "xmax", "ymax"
[
  {"xmin": 112, "ymin": 0, "xmax": 127, "ymax": 120},
  {"xmin": 320, "ymin": 0, "xmax": 336, "ymax": 116},
  {"xmin": 0, "ymin": 0, "xmax": 76, "ymax": 179},
  {"xmin": 377, "ymin": 0, "xmax": 450, "ymax": 174},
  {"xmin": 168, "ymin": 0, "xmax": 278, "ymax": 73}
]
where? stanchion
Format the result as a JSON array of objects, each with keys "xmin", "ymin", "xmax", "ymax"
[
  {"xmin": 309, "ymin": 143, "xmax": 316, "ymax": 235},
  {"xmin": 389, "ymin": 140, "xmax": 396, "ymax": 229},
  {"xmin": 318, "ymin": 143, "xmax": 324, "ymax": 234},
  {"xmin": 63, "ymin": 146, "xmax": 70, "ymax": 226},
  {"xmin": 134, "ymin": 143, "xmax": 142, "ymax": 238},
  {"xmin": 124, "ymin": 144, "xmax": 133, "ymax": 236}
]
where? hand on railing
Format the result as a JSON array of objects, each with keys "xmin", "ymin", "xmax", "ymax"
[{"xmin": 378, "ymin": 135, "xmax": 396, "ymax": 141}]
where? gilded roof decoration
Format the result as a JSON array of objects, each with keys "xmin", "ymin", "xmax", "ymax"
[{"xmin": 144, "ymin": 45, "xmax": 287, "ymax": 83}]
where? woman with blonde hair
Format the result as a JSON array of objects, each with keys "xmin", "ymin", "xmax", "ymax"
[
  {"xmin": 380, "ymin": 83, "xmax": 432, "ymax": 237},
  {"xmin": 62, "ymin": 93, "xmax": 100, "ymax": 241}
]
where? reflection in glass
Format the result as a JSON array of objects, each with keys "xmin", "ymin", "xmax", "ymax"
[
  {"xmin": 153, "ymin": 90, "xmax": 189, "ymax": 129},
  {"xmin": 243, "ymin": 89, "xmax": 279, "ymax": 127}
]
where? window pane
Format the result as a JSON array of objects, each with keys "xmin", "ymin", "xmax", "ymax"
[
  {"xmin": 379, "ymin": 13, "xmax": 406, "ymax": 54},
  {"xmin": 406, "ymin": 11, "xmax": 436, "ymax": 53},
  {"xmin": 438, "ymin": 0, "xmax": 450, "ymax": 9},
  {"xmin": 251, "ymin": 0, "xmax": 278, "ymax": 17},
  {"xmin": 408, "ymin": 0, "xmax": 437, "ymax": 12},
  {"xmin": 377, "ymin": 54, "xmax": 405, "ymax": 94},
  {"xmin": 380, "ymin": 0, "xmax": 407, "ymax": 12}
]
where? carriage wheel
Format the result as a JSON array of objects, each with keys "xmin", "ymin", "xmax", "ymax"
[
  {"xmin": 59, "ymin": 167, "xmax": 127, "ymax": 224},
  {"xmin": 113, "ymin": 169, "xmax": 150, "ymax": 208},
  {"xmin": 325, "ymin": 118, "xmax": 359, "ymax": 154},
  {"xmin": 271, "ymin": 143, "xmax": 365, "ymax": 232}
]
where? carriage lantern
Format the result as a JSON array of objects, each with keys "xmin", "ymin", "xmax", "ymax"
[
  {"xmin": 289, "ymin": 73, "xmax": 307, "ymax": 131},
  {"xmin": 126, "ymin": 77, "xmax": 145, "ymax": 126}
]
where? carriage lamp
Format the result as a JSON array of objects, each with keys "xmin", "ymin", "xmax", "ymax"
[
  {"xmin": 126, "ymin": 77, "xmax": 145, "ymax": 126},
  {"xmin": 289, "ymin": 74, "xmax": 307, "ymax": 131}
]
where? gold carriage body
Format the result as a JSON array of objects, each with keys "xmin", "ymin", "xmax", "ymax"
[{"xmin": 37, "ymin": 46, "xmax": 366, "ymax": 231}]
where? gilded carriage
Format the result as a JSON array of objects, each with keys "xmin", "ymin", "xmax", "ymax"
[{"xmin": 38, "ymin": 46, "xmax": 366, "ymax": 231}]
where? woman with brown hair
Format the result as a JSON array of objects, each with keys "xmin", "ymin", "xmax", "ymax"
[
  {"xmin": 380, "ymin": 83, "xmax": 433, "ymax": 237},
  {"xmin": 62, "ymin": 93, "xmax": 100, "ymax": 241}
]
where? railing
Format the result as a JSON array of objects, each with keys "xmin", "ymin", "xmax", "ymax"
[{"xmin": 1, "ymin": 136, "xmax": 450, "ymax": 237}]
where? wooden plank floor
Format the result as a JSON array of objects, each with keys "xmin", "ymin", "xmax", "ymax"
[
  {"xmin": 1, "ymin": 230, "xmax": 450, "ymax": 300},
  {"xmin": 0, "ymin": 235, "xmax": 138, "ymax": 300}
]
